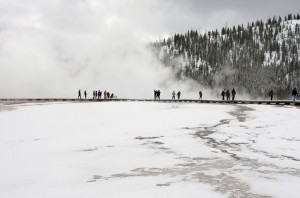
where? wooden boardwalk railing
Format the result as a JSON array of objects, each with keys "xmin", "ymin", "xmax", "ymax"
[{"xmin": 0, "ymin": 98, "xmax": 299, "ymax": 106}]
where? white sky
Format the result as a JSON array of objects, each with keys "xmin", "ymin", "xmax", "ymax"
[{"xmin": 0, "ymin": 0, "xmax": 299, "ymax": 98}]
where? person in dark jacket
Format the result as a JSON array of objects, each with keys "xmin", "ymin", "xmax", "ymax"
[
  {"xmin": 231, "ymin": 88, "xmax": 236, "ymax": 100},
  {"xmin": 292, "ymin": 88, "xmax": 298, "ymax": 101},
  {"xmin": 177, "ymin": 91, "xmax": 181, "ymax": 99},
  {"xmin": 78, "ymin": 89, "xmax": 81, "ymax": 99},
  {"xmin": 199, "ymin": 91, "xmax": 202, "ymax": 100},
  {"xmin": 84, "ymin": 90, "xmax": 87, "ymax": 99},
  {"xmin": 98, "ymin": 90, "xmax": 101, "ymax": 99},
  {"xmin": 226, "ymin": 90, "xmax": 230, "ymax": 100},
  {"xmin": 269, "ymin": 89, "xmax": 275, "ymax": 101},
  {"xmin": 221, "ymin": 90, "xmax": 225, "ymax": 100}
]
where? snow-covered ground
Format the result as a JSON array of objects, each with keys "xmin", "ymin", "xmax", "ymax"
[{"xmin": 0, "ymin": 102, "xmax": 299, "ymax": 198}]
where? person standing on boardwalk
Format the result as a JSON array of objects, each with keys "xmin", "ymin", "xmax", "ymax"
[
  {"xmin": 269, "ymin": 89, "xmax": 274, "ymax": 101},
  {"xmin": 98, "ymin": 90, "xmax": 101, "ymax": 99},
  {"xmin": 292, "ymin": 88, "xmax": 298, "ymax": 101},
  {"xmin": 221, "ymin": 90, "xmax": 225, "ymax": 100},
  {"xmin": 154, "ymin": 90, "xmax": 157, "ymax": 100},
  {"xmin": 104, "ymin": 90, "xmax": 107, "ymax": 99},
  {"xmin": 172, "ymin": 91, "xmax": 176, "ymax": 100},
  {"xmin": 199, "ymin": 91, "xmax": 202, "ymax": 100},
  {"xmin": 231, "ymin": 88, "xmax": 236, "ymax": 100},
  {"xmin": 84, "ymin": 90, "xmax": 87, "ymax": 99},
  {"xmin": 177, "ymin": 91, "xmax": 181, "ymax": 100},
  {"xmin": 157, "ymin": 90, "xmax": 161, "ymax": 100},
  {"xmin": 78, "ymin": 89, "xmax": 81, "ymax": 99},
  {"xmin": 226, "ymin": 90, "xmax": 230, "ymax": 100}
]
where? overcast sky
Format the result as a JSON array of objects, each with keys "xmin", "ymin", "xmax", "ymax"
[{"xmin": 0, "ymin": 0, "xmax": 299, "ymax": 98}]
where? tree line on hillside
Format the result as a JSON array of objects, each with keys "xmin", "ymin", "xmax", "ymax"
[{"xmin": 152, "ymin": 13, "xmax": 300, "ymax": 99}]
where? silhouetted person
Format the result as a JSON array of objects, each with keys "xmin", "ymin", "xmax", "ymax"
[
  {"xmin": 111, "ymin": 93, "xmax": 114, "ymax": 99},
  {"xmin": 98, "ymin": 90, "xmax": 101, "ymax": 99},
  {"xmin": 107, "ymin": 92, "xmax": 110, "ymax": 99},
  {"xmin": 157, "ymin": 90, "xmax": 161, "ymax": 100},
  {"xmin": 172, "ymin": 91, "xmax": 176, "ymax": 100},
  {"xmin": 84, "ymin": 90, "xmax": 87, "ymax": 99},
  {"xmin": 154, "ymin": 90, "xmax": 157, "ymax": 100},
  {"xmin": 177, "ymin": 91, "xmax": 181, "ymax": 100},
  {"xmin": 95, "ymin": 91, "xmax": 97, "ymax": 99},
  {"xmin": 269, "ymin": 90, "xmax": 274, "ymax": 101},
  {"xmin": 231, "ymin": 88, "xmax": 236, "ymax": 100},
  {"xmin": 78, "ymin": 89, "xmax": 81, "ymax": 99},
  {"xmin": 292, "ymin": 88, "xmax": 298, "ymax": 101},
  {"xmin": 221, "ymin": 90, "xmax": 225, "ymax": 100},
  {"xmin": 104, "ymin": 90, "xmax": 107, "ymax": 99},
  {"xmin": 199, "ymin": 91, "xmax": 202, "ymax": 100},
  {"xmin": 226, "ymin": 90, "xmax": 230, "ymax": 100}
]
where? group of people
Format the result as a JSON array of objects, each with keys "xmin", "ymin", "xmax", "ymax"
[
  {"xmin": 221, "ymin": 88, "xmax": 236, "ymax": 101},
  {"xmin": 92, "ymin": 90, "xmax": 102, "ymax": 99},
  {"xmin": 78, "ymin": 87, "xmax": 299, "ymax": 101},
  {"xmin": 154, "ymin": 90, "xmax": 161, "ymax": 100},
  {"xmin": 78, "ymin": 89, "xmax": 87, "ymax": 99},
  {"xmin": 269, "ymin": 88, "xmax": 298, "ymax": 101},
  {"xmin": 172, "ymin": 91, "xmax": 181, "ymax": 100},
  {"xmin": 78, "ymin": 89, "xmax": 115, "ymax": 100}
]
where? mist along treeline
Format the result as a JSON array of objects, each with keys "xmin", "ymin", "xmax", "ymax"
[{"xmin": 152, "ymin": 13, "xmax": 300, "ymax": 99}]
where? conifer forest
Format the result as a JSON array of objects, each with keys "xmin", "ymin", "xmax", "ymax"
[{"xmin": 153, "ymin": 14, "xmax": 300, "ymax": 99}]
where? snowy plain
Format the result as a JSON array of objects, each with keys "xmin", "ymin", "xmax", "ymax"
[{"xmin": 0, "ymin": 101, "xmax": 299, "ymax": 198}]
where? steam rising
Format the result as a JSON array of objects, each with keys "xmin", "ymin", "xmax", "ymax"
[{"xmin": 0, "ymin": 0, "xmax": 202, "ymax": 99}]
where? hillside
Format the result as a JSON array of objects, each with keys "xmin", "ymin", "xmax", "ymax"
[{"xmin": 153, "ymin": 14, "xmax": 300, "ymax": 99}]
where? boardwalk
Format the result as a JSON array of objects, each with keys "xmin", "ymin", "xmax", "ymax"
[{"xmin": 0, "ymin": 98, "xmax": 300, "ymax": 106}]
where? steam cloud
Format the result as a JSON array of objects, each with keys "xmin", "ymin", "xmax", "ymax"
[{"xmin": 0, "ymin": 0, "xmax": 202, "ymax": 99}]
